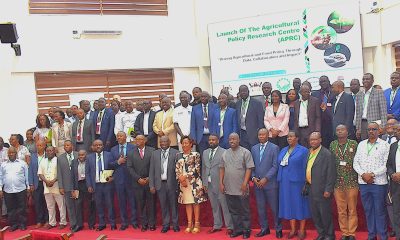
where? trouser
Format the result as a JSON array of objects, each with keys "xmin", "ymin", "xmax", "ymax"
[
  {"xmin": 309, "ymin": 194, "xmax": 335, "ymax": 240},
  {"xmin": 298, "ymin": 127, "xmax": 311, "ymax": 148},
  {"xmin": 75, "ymin": 180, "xmax": 95, "ymax": 228},
  {"xmin": 390, "ymin": 183, "xmax": 400, "ymax": 240},
  {"xmin": 33, "ymin": 182, "xmax": 48, "ymax": 224},
  {"xmin": 115, "ymin": 184, "xmax": 137, "ymax": 226},
  {"xmin": 360, "ymin": 184, "xmax": 388, "ymax": 240},
  {"xmin": 95, "ymin": 183, "xmax": 115, "ymax": 227},
  {"xmin": 254, "ymin": 187, "xmax": 282, "ymax": 231},
  {"xmin": 360, "ymin": 119, "xmax": 369, "ymax": 141},
  {"xmin": 239, "ymin": 129, "xmax": 251, "ymax": 150},
  {"xmin": 65, "ymin": 191, "xmax": 77, "ymax": 227},
  {"xmin": 197, "ymin": 134, "xmax": 210, "ymax": 156},
  {"xmin": 269, "ymin": 136, "xmax": 288, "ymax": 150},
  {"xmin": 334, "ymin": 188, "xmax": 359, "ymax": 236},
  {"xmin": 44, "ymin": 193, "xmax": 67, "ymax": 226},
  {"xmin": 207, "ymin": 183, "xmax": 233, "ymax": 230},
  {"xmin": 4, "ymin": 190, "xmax": 27, "ymax": 227},
  {"xmin": 225, "ymin": 194, "xmax": 251, "ymax": 233},
  {"xmin": 134, "ymin": 185, "xmax": 156, "ymax": 226},
  {"xmin": 157, "ymin": 181, "xmax": 179, "ymax": 228}
]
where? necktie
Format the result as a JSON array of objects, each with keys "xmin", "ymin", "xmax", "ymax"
[
  {"xmin": 139, "ymin": 148, "xmax": 144, "ymax": 159},
  {"xmin": 352, "ymin": 95, "xmax": 356, "ymax": 102},
  {"xmin": 265, "ymin": 99, "xmax": 269, "ymax": 108},
  {"xmin": 259, "ymin": 144, "xmax": 265, "ymax": 162},
  {"xmin": 120, "ymin": 145, "xmax": 124, "ymax": 157},
  {"xmin": 77, "ymin": 120, "xmax": 83, "ymax": 142},
  {"xmin": 210, "ymin": 148, "xmax": 215, "ymax": 163},
  {"xmin": 388, "ymin": 136, "xmax": 392, "ymax": 144},
  {"xmin": 96, "ymin": 111, "xmax": 103, "ymax": 134},
  {"xmin": 68, "ymin": 153, "xmax": 73, "ymax": 167},
  {"xmin": 161, "ymin": 150, "xmax": 166, "ymax": 175},
  {"xmin": 97, "ymin": 153, "xmax": 102, "ymax": 178},
  {"xmin": 203, "ymin": 104, "xmax": 208, "ymax": 129}
]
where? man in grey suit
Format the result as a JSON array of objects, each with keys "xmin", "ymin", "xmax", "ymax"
[
  {"xmin": 251, "ymin": 128, "xmax": 282, "ymax": 238},
  {"xmin": 57, "ymin": 140, "xmax": 79, "ymax": 232},
  {"xmin": 255, "ymin": 82, "xmax": 272, "ymax": 109},
  {"xmin": 306, "ymin": 132, "xmax": 336, "ymax": 240},
  {"xmin": 202, "ymin": 134, "xmax": 233, "ymax": 235},
  {"xmin": 294, "ymin": 85, "xmax": 321, "ymax": 147},
  {"xmin": 71, "ymin": 108, "xmax": 95, "ymax": 152},
  {"xmin": 149, "ymin": 136, "xmax": 180, "ymax": 233},
  {"xmin": 355, "ymin": 73, "xmax": 388, "ymax": 140},
  {"xmin": 331, "ymin": 80, "xmax": 355, "ymax": 139}
]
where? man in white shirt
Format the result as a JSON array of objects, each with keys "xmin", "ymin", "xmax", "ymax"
[
  {"xmin": 0, "ymin": 137, "xmax": 8, "ymax": 164},
  {"xmin": 353, "ymin": 122, "xmax": 390, "ymax": 240},
  {"xmin": 38, "ymin": 146, "xmax": 67, "ymax": 230},
  {"xmin": 118, "ymin": 101, "xmax": 141, "ymax": 143},
  {"xmin": 173, "ymin": 92, "xmax": 192, "ymax": 148}
]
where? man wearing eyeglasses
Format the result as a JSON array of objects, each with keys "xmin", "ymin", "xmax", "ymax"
[{"xmin": 354, "ymin": 122, "xmax": 390, "ymax": 240}]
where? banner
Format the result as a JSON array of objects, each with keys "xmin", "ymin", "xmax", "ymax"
[{"xmin": 208, "ymin": 1, "xmax": 363, "ymax": 96}]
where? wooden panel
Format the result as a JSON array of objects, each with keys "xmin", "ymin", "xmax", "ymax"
[
  {"xmin": 102, "ymin": 0, "xmax": 167, "ymax": 4},
  {"xmin": 101, "ymin": 4, "xmax": 167, "ymax": 10},
  {"xmin": 37, "ymin": 95, "xmax": 69, "ymax": 102},
  {"xmin": 102, "ymin": 10, "xmax": 167, "ymax": 16}
]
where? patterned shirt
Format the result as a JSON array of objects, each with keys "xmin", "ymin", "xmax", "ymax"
[{"xmin": 330, "ymin": 139, "xmax": 358, "ymax": 190}]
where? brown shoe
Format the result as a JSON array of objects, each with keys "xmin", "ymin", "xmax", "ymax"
[
  {"xmin": 226, "ymin": 229, "xmax": 233, "ymax": 235},
  {"xmin": 45, "ymin": 224, "xmax": 56, "ymax": 230},
  {"xmin": 207, "ymin": 228, "xmax": 222, "ymax": 234},
  {"xmin": 59, "ymin": 224, "xmax": 66, "ymax": 230},
  {"xmin": 297, "ymin": 231, "xmax": 306, "ymax": 240},
  {"xmin": 35, "ymin": 223, "xmax": 43, "ymax": 229}
]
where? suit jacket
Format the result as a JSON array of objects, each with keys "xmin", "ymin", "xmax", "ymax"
[
  {"xmin": 51, "ymin": 121, "xmax": 73, "ymax": 147},
  {"xmin": 235, "ymin": 97, "xmax": 265, "ymax": 146},
  {"xmin": 134, "ymin": 111, "xmax": 157, "ymax": 148},
  {"xmin": 251, "ymin": 142, "xmax": 279, "ymax": 189},
  {"xmin": 190, "ymin": 103, "xmax": 218, "ymax": 144},
  {"xmin": 153, "ymin": 108, "xmax": 177, "ymax": 147},
  {"xmin": 355, "ymin": 88, "xmax": 387, "ymax": 129},
  {"xmin": 293, "ymin": 96, "xmax": 321, "ymax": 133},
  {"xmin": 127, "ymin": 146, "xmax": 155, "ymax": 188},
  {"xmin": 308, "ymin": 146, "xmax": 336, "ymax": 200},
  {"xmin": 332, "ymin": 92, "xmax": 355, "ymax": 135},
  {"xmin": 85, "ymin": 151, "xmax": 113, "ymax": 191},
  {"xmin": 202, "ymin": 147, "xmax": 226, "ymax": 193},
  {"xmin": 264, "ymin": 103, "xmax": 290, "ymax": 137},
  {"xmin": 209, "ymin": 107, "xmax": 238, "ymax": 149},
  {"xmin": 57, "ymin": 151, "xmax": 78, "ymax": 192},
  {"xmin": 71, "ymin": 119, "xmax": 95, "ymax": 152},
  {"xmin": 311, "ymin": 89, "xmax": 335, "ymax": 123},
  {"xmin": 384, "ymin": 88, "xmax": 400, "ymax": 121},
  {"xmin": 149, "ymin": 148, "xmax": 179, "ymax": 191},
  {"xmin": 277, "ymin": 144, "xmax": 309, "ymax": 183},
  {"xmin": 28, "ymin": 153, "xmax": 41, "ymax": 189},
  {"xmin": 109, "ymin": 143, "xmax": 135, "ymax": 186},
  {"xmin": 93, "ymin": 108, "xmax": 115, "ymax": 144},
  {"xmin": 387, "ymin": 142, "xmax": 400, "ymax": 191},
  {"xmin": 71, "ymin": 158, "xmax": 87, "ymax": 190}
]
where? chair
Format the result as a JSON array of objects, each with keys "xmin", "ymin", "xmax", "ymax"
[
  {"xmin": 0, "ymin": 226, "xmax": 9, "ymax": 240},
  {"xmin": 96, "ymin": 235, "xmax": 107, "ymax": 240}
]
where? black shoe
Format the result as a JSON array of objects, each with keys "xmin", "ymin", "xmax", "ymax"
[
  {"xmin": 276, "ymin": 230, "xmax": 283, "ymax": 239},
  {"xmin": 149, "ymin": 225, "xmax": 156, "ymax": 231},
  {"xmin": 119, "ymin": 225, "xmax": 127, "ymax": 231},
  {"xmin": 347, "ymin": 237, "xmax": 355, "ymax": 240},
  {"xmin": 243, "ymin": 231, "xmax": 251, "ymax": 239},
  {"xmin": 367, "ymin": 238, "xmax": 377, "ymax": 240},
  {"xmin": 89, "ymin": 225, "xmax": 95, "ymax": 230},
  {"xmin": 70, "ymin": 226, "xmax": 74, "ymax": 230},
  {"xmin": 19, "ymin": 225, "xmax": 27, "ymax": 231},
  {"xmin": 390, "ymin": 231, "xmax": 396, "ymax": 237},
  {"xmin": 161, "ymin": 226, "xmax": 170, "ymax": 233},
  {"xmin": 315, "ymin": 236, "xmax": 325, "ymax": 240},
  {"xmin": 141, "ymin": 225, "xmax": 148, "ymax": 232},
  {"xmin": 255, "ymin": 228, "xmax": 270, "ymax": 237},
  {"xmin": 230, "ymin": 231, "xmax": 243, "ymax": 238},
  {"xmin": 173, "ymin": 226, "xmax": 180, "ymax": 232},
  {"xmin": 72, "ymin": 226, "xmax": 83, "ymax": 233},
  {"xmin": 9, "ymin": 225, "xmax": 18, "ymax": 232},
  {"xmin": 111, "ymin": 225, "xmax": 117, "ymax": 230},
  {"xmin": 132, "ymin": 223, "xmax": 139, "ymax": 229},
  {"xmin": 96, "ymin": 226, "xmax": 106, "ymax": 231}
]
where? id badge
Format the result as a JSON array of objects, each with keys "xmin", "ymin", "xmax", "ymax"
[
  {"xmin": 339, "ymin": 161, "xmax": 347, "ymax": 166},
  {"xmin": 80, "ymin": 174, "xmax": 85, "ymax": 178},
  {"xmin": 218, "ymin": 123, "xmax": 222, "ymax": 126},
  {"xmin": 327, "ymin": 103, "xmax": 332, "ymax": 107}
]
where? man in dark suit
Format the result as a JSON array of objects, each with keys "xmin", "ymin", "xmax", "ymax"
[
  {"xmin": 255, "ymin": 82, "xmax": 272, "ymax": 110},
  {"xmin": 202, "ymin": 134, "xmax": 233, "ymax": 234},
  {"xmin": 93, "ymin": 98, "xmax": 115, "ymax": 151},
  {"xmin": 236, "ymin": 85, "xmax": 265, "ymax": 150},
  {"xmin": 306, "ymin": 132, "xmax": 336, "ymax": 240},
  {"xmin": 149, "ymin": 136, "xmax": 180, "ymax": 233},
  {"xmin": 311, "ymin": 76, "xmax": 335, "ymax": 147},
  {"xmin": 57, "ymin": 141, "xmax": 79, "ymax": 232},
  {"xmin": 384, "ymin": 71, "xmax": 400, "ymax": 121},
  {"xmin": 210, "ymin": 93, "xmax": 238, "ymax": 149},
  {"xmin": 80, "ymin": 100, "xmax": 95, "ymax": 121},
  {"xmin": 251, "ymin": 128, "xmax": 282, "ymax": 238},
  {"xmin": 109, "ymin": 131, "xmax": 137, "ymax": 230},
  {"xmin": 28, "ymin": 140, "xmax": 48, "ymax": 229},
  {"xmin": 72, "ymin": 108, "xmax": 95, "ymax": 152},
  {"xmin": 134, "ymin": 100, "xmax": 157, "ymax": 148},
  {"xmin": 294, "ymin": 85, "xmax": 321, "ymax": 147},
  {"xmin": 331, "ymin": 80, "xmax": 355, "ymax": 139},
  {"xmin": 71, "ymin": 150, "xmax": 95, "ymax": 231},
  {"xmin": 190, "ymin": 91, "xmax": 217, "ymax": 154},
  {"xmin": 85, "ymin": 139, "xmax": 116, "ymax": 231},
  {"xmin": 127, "ymin": 135, "xmax": 156, "ymax": 232}
]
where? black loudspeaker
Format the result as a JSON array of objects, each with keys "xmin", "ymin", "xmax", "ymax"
[{"xmin": 0, "ymin": 23, "xmax": 18, "ymax": 44}]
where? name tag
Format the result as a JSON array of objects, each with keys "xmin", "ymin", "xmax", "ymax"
[
  {"xmin": 218, "ymin": 123, "xmax": 222, "ymax": 126},
  {"xmin": 243, "ymin": 114, "xmax": 246, "ymax": 118},
  {"xmin": 339, "ymin": 161, "xmax": 347, "ymax": 166},
  {"xmin": 203, "ymin": 117, "xmax": 208, "ymax": 121},
  {"xmin": 327, "ymin": 103, "xmax": 332, "ymax": 107},
  {"xmin": 80, "ymin": 174, "xmax": 85, "ymax": 178}
]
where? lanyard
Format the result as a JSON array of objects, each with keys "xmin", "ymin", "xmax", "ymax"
[
  {"xmin": 367, "ymin": 142, "xmax": 377, "ymax": 156},
  {"xmin": 391, "ymin": 88, "xmax": 398, "ymax": 104},
  {"xmin": 337, "ymin": 141, "xmax": 349, "ymax": 160},
  {"xmin": 46, "ymin": 158, "xmax": 53, "ymax": 173}
]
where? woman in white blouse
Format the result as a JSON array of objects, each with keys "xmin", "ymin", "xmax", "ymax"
[
  {"xmin": 264, "ymin": 90, "xmax": 290, "ymax": 149},
  {"xmin": 33, "ymin": 114, "xmax": 52, "ymax": 146},
  {"xmin": 52, "ymin": 110, "xmax": 72, "ymax": 156},
  {"xmin": 9, "ymin": 134, "xmax": 31, "ymax": 165}
]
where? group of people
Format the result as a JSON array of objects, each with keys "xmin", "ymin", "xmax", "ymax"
[{"xmin": 0, "ymin": 71, "xmax": 400, "ymax": 240}]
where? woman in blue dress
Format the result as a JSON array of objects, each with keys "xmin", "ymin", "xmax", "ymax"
[{"xmin": 277, "ymin": 131, "xmax": 310, "ymax": 239}]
